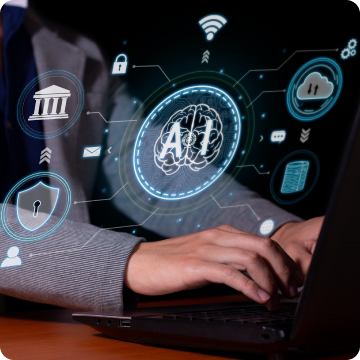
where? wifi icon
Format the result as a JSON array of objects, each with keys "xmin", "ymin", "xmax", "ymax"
[{"xmin": 199, "ymin": 14, "xmax": 227, "ymax": 41}]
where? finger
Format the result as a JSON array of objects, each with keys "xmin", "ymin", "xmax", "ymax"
[
  {"xmin": 209, "ymin": 230, "xmax": 303, "ymax": 298},
  {"xmin": 200, "ymin": 261, "xmax": 280, "ymax": 311},
  {"xmin": 198, "ymin": 245, "xmax": 278, "ymax": 297},
  {"xmin": 286, "ymin": 244, "xmax": 313, "ymax": 277}
]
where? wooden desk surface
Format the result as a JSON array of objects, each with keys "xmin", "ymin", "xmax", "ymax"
[{"xmin": 0, "ymin": 295, "xmax": 357, "ymax": 360}]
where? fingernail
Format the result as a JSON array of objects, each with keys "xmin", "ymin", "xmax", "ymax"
[
  {"xmin": 289, "ymin": 281, "xmax": 298, "ymax": 297},
  {"xmin": 257, "ymin": 288, "xmax": 270, "ymax": 302}
]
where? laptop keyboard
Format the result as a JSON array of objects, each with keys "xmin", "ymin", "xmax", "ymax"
[{"xmin": 157, "ymin": 303, "xmax": 297, "ymax": 325}]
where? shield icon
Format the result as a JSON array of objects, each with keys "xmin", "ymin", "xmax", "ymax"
[{"xmin": 16, "ymin": 181, "xmax": 60, "ymax": 232}]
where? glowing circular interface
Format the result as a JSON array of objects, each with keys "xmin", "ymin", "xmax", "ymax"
[
  {"xmin": 133, "ymin": 85, "xmax": 241, "ymax": 200},
  {"xmin": 0, "ymin": 172, "xmax": 72, "ymax": 242},
  {"xmin": 286, "ymin": 58, "xmax": 342, "ymax": 122}
]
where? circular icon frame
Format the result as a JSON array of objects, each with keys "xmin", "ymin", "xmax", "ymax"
[
  {"xmin": 286, "ymin": 58, "xmax": 342, "ymax": 122},
  {"xmin": 270, "ymin": 150, "xmax": 320, "ymax": 205},
  {"xmin": 17, "ymin": 70, "xmax": 84, "ymax": 139},
  {"xmin": 1, "ymin": 172, "xmax": 72, "ymax": 242},
  {"xmin": 132, "ymin": 85, "xmax": 241, "ymax": 201}
]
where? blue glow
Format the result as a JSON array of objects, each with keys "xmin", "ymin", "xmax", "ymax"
[
  {"xmin": 197, "ymin": 224, "xmax": 201, "ymax": 228},
  {"xmin": 172, "ymin": 83, "xmax": 176, "ymax": 87},
  {"xmin": 286, "ymin": 58, "xmax": 343, "ymax": 121},
  {"xmin": 229, "ymin": 192, "xmax": 233, "ymax": 196},
  {"xmin": 0, "ymin": 172, "xmax": 72, "ymax": 242},
  {"xmin": 220, "ymin": 69, "xmax": 224, "ymax": 73},
  {"xmin": 115, "ymin": 157, "xmax": 119, "ymax": 161},
  {"xmin": 259, "ymin": 74, "xmax": 264, "ymax": 79},
  {"xmin": 131, "ymin": 229, "xmax": 137, "ymax": 235},
  {"xmin": 82, "ymin": 146, "xmax": 102, "ymax": 158},
  {"xmin": 261, "ymin": 113, "xmax": 266, "ymax": 118},
  {"xmin": 199, "ymin": 14, "xmax": 227, "ymax": 42},
  {"xmin": 238, "ymin": 95, "xmax": 242, "ymax": 100},
  {"xmin": 104, "ymin": 128, "xmax": 109, "ymax": 133},
  {"xmin": 270, "ymin": 150, "xmax": 320, "ymax": 205},
  {"xmin": 242, "ymin": 115, "xmax": 246, "ymax": 120},
  {"xmin": 260, "ymin": 164, "xmax": 264, "ymax": 168},
  {"xmin": 241, "ymin": 150, "xmax": 246, "ymax": 155},
  {"xmin": 17, "ymin": 70, "xmax": 84, "ymax": 139},
  {"xmin": 123, "ymin": 40, "xmax": 127, "ymax": 45},
  {"xmin": 111, "ymin": 53, "xmax": 128, "ymax": 75},
  {"xmin": 133, "ymin": 85, "xmax": 241, "ymax": 201},
  {"xmin": 101, "ymin": 188, "xmax": 106, "ymax": 193},
  {"xmin": 283, "ymin": 49, "xmax": 286, "ymax": 53},
  {"xmin": 16, "ymin": 181, "xmax": 60, "ymax": 232},
  {"xmin": 64, "ymin": 132, "xmax": 69, "ymax": 137}
]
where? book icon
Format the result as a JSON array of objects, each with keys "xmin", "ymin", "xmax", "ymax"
[{"xmin": 281, "ymin": 161, "xmax": 310, "ymax": 194}]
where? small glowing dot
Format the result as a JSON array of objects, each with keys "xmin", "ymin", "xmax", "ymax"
[
  {"xmin": 172, "ymin": 83, "xmax": 176, "ymax": 87},
  {"xmin": 260, "ymin": 219, "xmax": 275, "ymax": 236},
  {"xmin": 220, "ymin": 69, "xmax": 224, "ymax": 73},
  {"xmin": 261, "ymin": 113, "xmax": 266, "ymax": 118},
  {"xmin": 229, "ymin": 192, "xmax": 233, "ymax": 196},
  {"xmin": 283, "ymin": 49, "xmax": 286, "ymax": 53},
  {"xmin": 123, "ymin": 40, "xmax": 127, "ymax": 45},
  {"xmin": 260, "ymin": 164, "xmax": 264, "ymax": 169},
  {"xmin": 207, "ymin": 33, "xmax": 214, "ymax": 41},
  {"xmin": 104, "ymin": 128, "xmax": 109, "ymax": 133},
  {"xmin": 148, "ymin": 198, "xmax": 151, "ymax": 201},
  {"xmin": 64, "ymin": 132, "xmax": 69, "ymax": 137},
  {"xmin": 177, "ymin": 218, "xmax": 182, "ymax": 223},
  {"xmin": 238, "ymin": 95, "xmax": 242, "ymax": 100},
  {"xmin": 101, "ymin": 188, "xmax": 106, "ymax": 193},
  {"xmin": 197, "ymin": 224, "xmax": 201, "ymax": 228},
  {"xmin": 241, "ymin": 150, "xmax": 246, "ymax": 155},
  {"xmin": 259, "ymin": 74, "xmax": 264, "ymax": 79},
  {"xmin": 114, "ymin": 157, "xmax": 119, "ymax": 161},
  {"xmin": 132, "ymin": 229, "xmax": 137, "ymax": 234},
  {"xmin": 242, "ymin": 116, "xmax": 246, "ymax": 120},
  {"xmin": 133, "ymin": 100, "xmax": 137, "ymax": 104}
]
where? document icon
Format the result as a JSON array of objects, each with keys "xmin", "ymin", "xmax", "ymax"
[
  {"xmin": 281, "ymin": 160, "xmax": 310, "ymax": 194},
  {"xmin": 83, "ymin": 146, "xmax": 102, "ymax": 158}
]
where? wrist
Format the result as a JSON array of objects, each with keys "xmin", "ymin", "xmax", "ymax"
[{"xmin": 271, "ymin": 222, "xmax": 298, "ymax": 246}]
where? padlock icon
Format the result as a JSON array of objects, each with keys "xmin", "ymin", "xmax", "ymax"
[{"xmin": 112, "ymin": 53, "xmax": 128, "ymax": 75}]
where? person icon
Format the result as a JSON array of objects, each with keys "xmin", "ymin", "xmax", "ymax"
[{"xmin": 1, "ymin": 246, "xmax": 22, "ymax": 268}]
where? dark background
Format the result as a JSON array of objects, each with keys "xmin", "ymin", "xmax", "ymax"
[
  {"xmin": 10, "ymin": 0, "xmax": 358, "ymax": 308},
  {"xmin": 28, "ymin": 0, "xmax": 360, "ymax": 220}
]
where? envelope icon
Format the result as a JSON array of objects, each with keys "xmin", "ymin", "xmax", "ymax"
[{"xmin": 83, "ymin": 146, "xmax": 102, "ymax": 158}]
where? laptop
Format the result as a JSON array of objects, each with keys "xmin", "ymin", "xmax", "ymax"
[{"xmin": 72, "ymin": 2, "xmax": 360, "ymax": 359}]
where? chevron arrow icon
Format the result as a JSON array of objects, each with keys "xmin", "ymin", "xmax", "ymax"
[
  {"xmin": 201, "ymin": 50, "xmax": 210, "ymax": 64},
  {"xmin": 39, "ymin": 147, "xmax": 52, "ymax": 164},
  {"xmin": 300, "ymin": 128, "xmax": 311, "ymax": 143}
]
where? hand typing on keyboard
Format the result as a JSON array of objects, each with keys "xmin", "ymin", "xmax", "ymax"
[
  {"xmin": 125, "ymin": 225, "xmax": 305, "ymax": 311},
  {"xmin": 272, "ymin": 216, "xmax": 324, "ymax": 276}
]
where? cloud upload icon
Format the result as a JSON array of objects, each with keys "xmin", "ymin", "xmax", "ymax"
[{"xmin": 297, "ymin": 72, "xmax": 334, "ymax": 100}]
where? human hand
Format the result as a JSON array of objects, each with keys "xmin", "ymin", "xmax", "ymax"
[
  {"xmin": 271, "ymin": 216, "xmax": 324, "ymax": 276},
  {"xmin": 125, "ymin": 225, "xmax": 304, "ymax": 311}
]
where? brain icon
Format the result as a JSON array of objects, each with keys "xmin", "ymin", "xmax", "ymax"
[{"xmin": 154, "ymin": 104, "xmax": 223, "ymax": 175}]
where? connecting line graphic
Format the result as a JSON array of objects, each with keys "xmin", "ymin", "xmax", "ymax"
[
  {"xmin": 247, "ymin": 89, "xmax": 286, "ymax": 108},
  {"xmin": 87, "ymin": 111, "xmax": 137, "ymax": 123},
  {"xmin": 211, "ymin": 195, "xmax": 260, "ymax": 221},
  {"xmin": 233, "ymin": 48, "xmax": 339, "ymax": 87},
  {"xmin": 29, "ymin": 209, "xmax": 159, "ymax": 258},
  {"xmin": 133, "ymin": 65, "xmax": 171, "ymax": 82},
  {"xmin": 237, "ymin": 165, "xmax": 270, "ymax": 175},
  {"xmin": 74, "ymin": 183, "xmax": 128, "ymax": 205}
]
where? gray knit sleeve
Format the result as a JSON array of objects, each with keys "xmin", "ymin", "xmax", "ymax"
[{"xmin": 0, "ymin": 204, "xmax": 144, "ymax": 311}]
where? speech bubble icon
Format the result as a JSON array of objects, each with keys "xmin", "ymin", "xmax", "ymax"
[{"xmin": 271, "ymin": 130, "xmax": 286, "ymax": 143}]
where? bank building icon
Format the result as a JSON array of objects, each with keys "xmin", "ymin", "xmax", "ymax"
[{"xmin": 28, "ymin": 85, "xmax": 71, "ymax": 121}]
